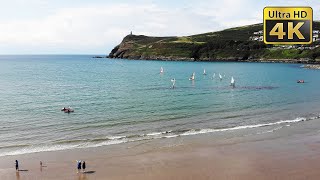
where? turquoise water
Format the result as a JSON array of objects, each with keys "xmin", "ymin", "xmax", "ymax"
[{"xmin": 1, "ymin": 55, "xmax": 320, "ymax": 156}]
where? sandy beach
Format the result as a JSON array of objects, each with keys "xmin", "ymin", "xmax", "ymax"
[{"xmin": 1, "ymin": 119, "xmax": 320, "ymax": 180}]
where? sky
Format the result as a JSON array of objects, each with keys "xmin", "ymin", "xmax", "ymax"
[{"xmin": 0, "ymin": 0, "xmax": 319, "ymax": 55}]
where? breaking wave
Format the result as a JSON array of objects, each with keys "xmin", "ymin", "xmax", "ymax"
[{"xmin": 0, "ymin": 116, "xmax": 317, "ymax": 157}]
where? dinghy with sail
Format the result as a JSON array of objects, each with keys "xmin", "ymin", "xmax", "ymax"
[
  {"xmin": 231, "ymin": 76, "xmax": 235, "ymax": 87},
  {"xmin": 160, "ymin": 67, "xmax": 164, "ymax": 74},
  {"xmin": 171, "ymin": 78, "xmax": 176, "ymax": 88},
  {"xmin": 189, "ymin": 72, "xmax": 195, "ymax": 81}
]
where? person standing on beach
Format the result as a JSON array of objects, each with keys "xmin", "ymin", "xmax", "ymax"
[
  {"xmin": 77, "ymin": 160, "xmax": 82, "ymax": 173},
  {"xmin": 82, "ymin": 161, "xmax": 86, "ymax": 173},
  {"xmin": 15, "ymin": 160, "xmax": 19, "ymax": 171},
  {"xmin": 40, "ymin": 161, "xmax": 43, "ymax": 172}
]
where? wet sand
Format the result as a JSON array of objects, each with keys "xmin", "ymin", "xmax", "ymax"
[{"xmin": 1, "ymin": 119, "xmax": 320, "ymax": 180}]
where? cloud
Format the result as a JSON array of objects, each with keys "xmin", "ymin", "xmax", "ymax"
[
  {"xmin": 0, "ymin": 2, "xmax": 223, "ymax": 54},
  {"xmin": 0, "ymin": 0, "xmax": 319, "ymax": 54}
]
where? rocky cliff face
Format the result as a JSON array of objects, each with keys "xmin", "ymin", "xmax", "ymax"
[{"xmin": 108, "ymin": 35, "xmax": 135, "ymax": 59}]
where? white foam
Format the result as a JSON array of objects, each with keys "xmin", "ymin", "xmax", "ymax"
[
  {"xmin": 0, "ymin": 144, "xmax": 80, "ymax": 157},
  {"xmin": 0, "ymin": 139, "xmax": 130, "ymax": 157},
  {"xmin": 164, "ymin": 135, "xmax": 179, "ymax": 138},
  {"xmin": 0, "ymin": 117, "xmax": 310, "ymax": 157},
  {"xmin": 147, "ymin": 131, "xmax": 171, "ymax": 136},
  {"xmin": 181, "ymin": 117, "xmax": 306, "ymax": 136},
  {"xmin": 146, "ymin": 132, "xmax": 162, "ymax": 136},
  {"xmin": 88, "ymin": 139, "xmax": 128, "ymax": 148},
  {"xmin": 107, "ymin": 136, "xmax": 126, "ymax": 140}
]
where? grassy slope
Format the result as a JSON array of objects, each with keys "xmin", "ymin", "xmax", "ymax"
[{"xmin": 110, "ymin": 22, "xmax": 320, "ymax": 61}]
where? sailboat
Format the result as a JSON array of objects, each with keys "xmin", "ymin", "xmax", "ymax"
[
  {"xmin": 219, "ymin": 73, "xmax": 222, "ymax": 81},
  {"xmin": 171, "ymin": 78, "xmax": 176, "ymax": 88},
  {"xmin": 203, "ymin": 69, "xmax": 207, "ymax": 75},
  {"xmin": 212, "ymin": 73, "xmax": 216, "ymax": 79},
  {"xmin": 189, "ymin": 72, "xmax": 195, "ymax": 80},
  {"xmin": 160, "ymin": 67, "xmax": 164, "ymax": 74},
  {"xmin": 230, "ymin": 77, "xmax": 235, "ymax": 87}
]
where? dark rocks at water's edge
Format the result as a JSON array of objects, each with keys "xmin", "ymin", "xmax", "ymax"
[
  {"xmin": 92, "ymin": 56, "xmax": 107, "ymax": 59},
  {"xmin": 303, "ymin": 64, "xmax": 320, "ymax": 69},
  {"xmin": 107, "ymin": 53, "xmax": 320, "ymax": 64}
]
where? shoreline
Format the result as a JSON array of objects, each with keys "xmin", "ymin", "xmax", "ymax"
[
  {"xmin": 0, "ymin": 116, "xmax": 312, "ymax": 158},
  {"xmin": 107, "ymin": 56, "xmax": 320, "ymax": 65},
  {"xmin": 1, "ymin": 118, "xmax": 320, "ymax": 179}
]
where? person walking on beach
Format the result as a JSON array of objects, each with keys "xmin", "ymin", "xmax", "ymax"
[
  {"xmin": 15, "ymin": 160, "xmax": 19, "ymax": 171},
  {"xmin": 82, "ymin": 161, "xmax": 86, "ymax": 173},
  {"xmin": 77, "ymin": 160, "xmax": 82, "ymax": 173}
]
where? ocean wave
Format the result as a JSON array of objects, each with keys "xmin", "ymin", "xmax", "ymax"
[
  {"xmin": 146, "ymin": 131, "xmax": 172, "ymax": 136},
  {"xmin": 0, "ymin": 144, "xmax": 30, "ymax": 150},
  {"xmin": 0, "ymin": 144, "xmax": 80, "ymax": 157},
  {"xmin": 0, "ymin": 116, "xmax": 317, "ymax": 157},
  {"xmin": 180, "ymin": 117, "xmax": 307, "ymax": 136},
  {"xmin": 87, "ymin": 138, "xmax": 128, "ymax": 148},
  {"xmin": 107, "ymin": 135, "xmax": 126, "ymax": 140}
]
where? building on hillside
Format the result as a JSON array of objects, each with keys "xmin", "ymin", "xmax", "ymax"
[
  {"xmin": 313, "ymin": 30, "xmax": 320, "ymax": 42},
  {"xmin": 249, "ymin": 30, "xmax": 263, "ymax": 41},
  {"xmin": 249, "ymin": 36, "xmax": 263, "ymax": 41},
  {"xmin": 249, "ymin": 29, "xmax": 320, "ymax": 42},
  {"xmin": 253, "ymin": 30, "xmax": 263, "ymax": 35}
]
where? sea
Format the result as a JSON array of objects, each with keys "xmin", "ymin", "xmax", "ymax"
[{"xmin": 0, "ymin": 55, "xmax": 320, "ymax": 157}]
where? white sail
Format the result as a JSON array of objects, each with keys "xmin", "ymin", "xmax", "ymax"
[
  {"xmin": 231, "ymin": 77, "xmax": 235, "ymax": 87},
  {"xmin": 160, "ymin": 67, "xmax": 164, "ymax": 73},
  {"xmin": 219, "ymin": 73, "xmax": 222, "ymax": 80},
  {"xmin": 171, "ymin": 78, "xmax": 176, "ymax": 88},
  {"xmin": 203, "ymin": 69, "xmax": 206, "ymax": 75},
  {"xmin": 212, "ymin": 73, "xmax": 215, "ymax": 79},
  {"xmin": 231, "ymin": 77, "xmax": 234, "ymax": 84},
  {"xmin": 189, "ymin": 72, "xmax": 195, "ymax": 80}
]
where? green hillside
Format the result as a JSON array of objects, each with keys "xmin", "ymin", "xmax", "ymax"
[{"xmin": 108, "ymin": 22, "xmax": 320, "ymax": 63}]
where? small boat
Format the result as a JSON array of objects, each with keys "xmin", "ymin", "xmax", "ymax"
[
  {"xmin": 189, "ymin": 72, "xmax": 195, "ymax": 80},
  {"xmin": 297, "ymin": 80, "xmax": 305, "ymax": 83},
  {"xmin": 171, "ymin": 78, "xmax": 176, "ymax": 88},
  {"xmin": 203, "ymin": 69, "xmax": 207, "ymax": 75},
  {"xmin": 61, "ymin": 107, "xmax": 74, "ymax": 113},
  {"xmin": 219, "ymin": 73, "xmax": 222, "ymax": 81},
  {"xmin": 212, "ymin": 73, "xmax": 216, "ymax": 79},
  {"xmin": 160, "ymin": 67, "xmax": 164, "ymax": 74},
  {"xmin": 230, "ymin": 77, "xmax": 235, "ymax": 87}
]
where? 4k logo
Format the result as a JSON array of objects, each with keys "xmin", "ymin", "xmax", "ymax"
[{"xmin": 264, "ymin": 7, "xmax": 313, "ymax": 44}]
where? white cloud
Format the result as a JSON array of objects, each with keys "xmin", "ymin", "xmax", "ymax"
[{"xmin": 0, "ymin": 0, "xmax": 319, "ymax": 54}]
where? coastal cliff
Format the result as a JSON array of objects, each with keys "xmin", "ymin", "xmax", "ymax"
[{"xmin": 109, "ymin": 22, "xmax": 320, "ymax": 63}]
